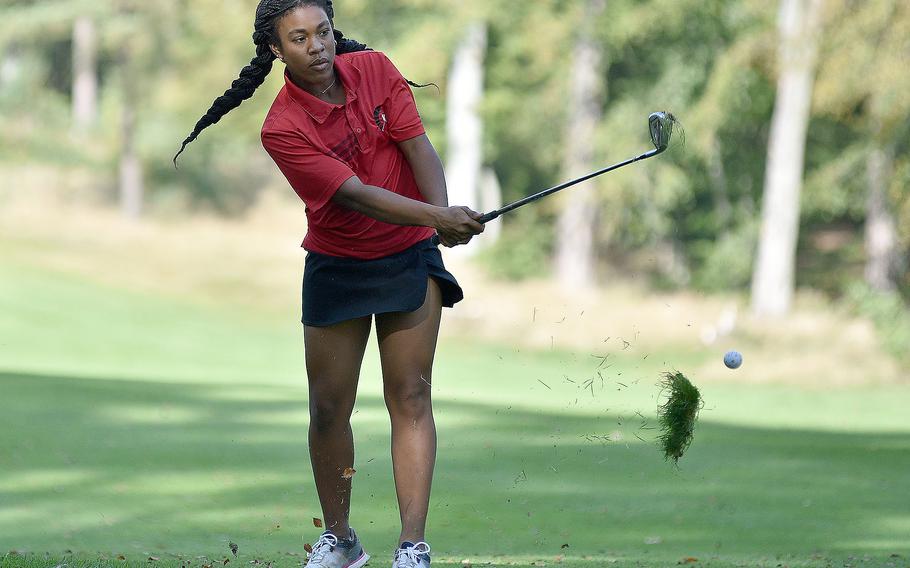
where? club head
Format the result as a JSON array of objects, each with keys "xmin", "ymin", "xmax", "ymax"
[{"xmin": 649, "ymin": 111, "xmax": 674, "ymax": 154}]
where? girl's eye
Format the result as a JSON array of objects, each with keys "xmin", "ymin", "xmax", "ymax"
[{"xmin": 320, "ymin": 29, "xmax": 329, "ymax": 36}]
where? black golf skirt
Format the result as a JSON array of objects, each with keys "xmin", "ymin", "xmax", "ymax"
[{"xmin": 302, "ymin": 237, "xmax": 464, "ymax": 327}]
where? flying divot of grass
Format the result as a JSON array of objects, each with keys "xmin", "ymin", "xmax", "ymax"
[{"xmin": 656, "ymin": 371, "xmax": 703, "ymax": 465}]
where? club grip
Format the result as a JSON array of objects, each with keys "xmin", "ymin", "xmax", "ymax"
[
  {"xmin": 429, "ymin": 211, "xmax": 497, "ymax": 247},
  {"xmin": 477, "ymin": 211, "xmax": 498, "ymax": 224}
]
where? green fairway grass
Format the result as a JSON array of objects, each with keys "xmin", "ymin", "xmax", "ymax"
[{"xmin": 2, "ymin": 258, "xmax": 909, "ymax": 568}]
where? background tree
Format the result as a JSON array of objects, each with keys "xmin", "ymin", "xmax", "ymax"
[
  {"xmin": 71, "ymin": 14, "xmax": 97, "ymax": 134},
  {"xmin": 554, "ymin": 0, "xmax": 606, "ymax": 291},
  {"xmin": 0, "ymin": 0, "xmax": 907, "ymax": 321},
  {"xmin": 445, "ymin": 21, "xmax": 489, "ymax": 257},
  {"xmin": 751, "ymin": 0, "xmax": 826, "ymax": 317},
  {"xmin": 812, "ymin": 0, "xmax": 910, "ymax": 293}
]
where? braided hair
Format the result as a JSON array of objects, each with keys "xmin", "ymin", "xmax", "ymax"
[{"xmin": 173, "ymin": 0, "xmax": 368, "ymax": 166}]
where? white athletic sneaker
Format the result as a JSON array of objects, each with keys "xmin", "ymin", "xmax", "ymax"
[
  {"xmin": 392, "ymin": 541, "xmax": 431, "ymax": 568},
  {"xmin": 303, "ymin": 529, "xmax": 369, "ymax": 568}
]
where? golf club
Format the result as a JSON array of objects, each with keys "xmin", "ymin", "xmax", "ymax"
[{"xmin": 433, "ymin": 111, "xmax": 676, "ymax": 245}]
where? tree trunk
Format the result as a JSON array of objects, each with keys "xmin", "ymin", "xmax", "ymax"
[
  {"xmin": 479, "ymin": 167, "xmax": 502, "ymax": 243},
  {"xmin": 555, "ymin": 0, "xmax": 606, "ymax": 291},
  {"xmin": 0, "ymin": 44, "xmax": 23, "ymax": 89},
  {"xmin": 119, "ymin": 45, "xmax": 143, "ymax": 219},
  {"xmin": 72, "ymin": 15, "xmax": 98, "ymax": 134},
  {"xmin": 864, "ymin": 145, "xmax": 898, "ymax": 292},
  {"xmin": 750, "ymin": 0, "xmax": 825, "ymax": 317},
  {"xmin": 445, "ymin": 22, "xmax": 489, "ymax": 257}
]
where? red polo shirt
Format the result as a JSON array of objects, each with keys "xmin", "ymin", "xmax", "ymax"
[{"xmin": 261, "ymin": 50, "xmax": 435, "ymax": 259}]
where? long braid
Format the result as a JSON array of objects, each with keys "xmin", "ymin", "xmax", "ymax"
[
  {"xmin": 174, "ymin": 0, "xmax": 369, "ymax": 166},
  {"xmin": 172, "ymin": 42, "xmax": 275, "ymax": 165},
  {"xmin": 334, "ymin": 29, "xmax": 369, "ymax": 54}
]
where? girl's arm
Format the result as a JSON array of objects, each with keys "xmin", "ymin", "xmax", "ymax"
[
  {"xmin": 331, "ymin": 176, "xmax": 483, "ymax": 244},
  {"xmin": 397, "ymin": 133, "xmax": 449, "ymax": 207}
]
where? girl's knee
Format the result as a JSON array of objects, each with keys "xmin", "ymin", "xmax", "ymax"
[
  {"xmin": 384, "ymin": 381, "xmax": 432, "ymax": 418},
  {"xmin": 309, "ymin": 395, "xmax": 354, "ymax": 432}
]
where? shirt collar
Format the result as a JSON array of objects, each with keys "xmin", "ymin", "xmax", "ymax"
[{"xmin": 283, "ymin": 53, "xmax": 362, "ymax": 124}]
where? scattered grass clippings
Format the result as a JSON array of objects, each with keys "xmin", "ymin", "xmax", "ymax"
[{"xmin": 656, "ymin": 371, "xmax": 703, "ymax": 465}]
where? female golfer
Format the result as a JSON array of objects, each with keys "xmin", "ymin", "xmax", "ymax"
[{"xmin": 175, "ymin": 1, "xmax": 483, "ymax": 567}]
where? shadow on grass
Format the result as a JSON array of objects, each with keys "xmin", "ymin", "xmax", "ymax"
[{"xmin": 1, "ymin": 370, "xmax": 909, "ymax": 565}]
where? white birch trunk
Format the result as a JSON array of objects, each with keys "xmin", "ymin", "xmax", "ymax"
[
  {"xmin": 555, "ymin": 0, "xmax": 606, "ymax": 291},
  {"xmin": 72, "ymin": 15, "xmax": 98, "ymax": 134},
  {"xmin": 445, "ymin": 22, "xmax": 490, "ymax": 257},
  {"xmin": 119, "ymin": 46, "xmax": 143, "ymax": 219},
  {"xmin": 750, "ymin": 0, "xmax": 825, "ymax": 317},
  {"xmin": 479, "ymin": 167, "xmax": 502, "ymax": 243},
  {"xmin": 864, "ymin": 146, "xmax": 898, "ymax": 292},
  {"xmin": 0, "ymin": 45, "xmax": 23, "ymax": 89},
  {"xmin": 119, "ymin": 97, "xmax": 143, "ymax": 219}
]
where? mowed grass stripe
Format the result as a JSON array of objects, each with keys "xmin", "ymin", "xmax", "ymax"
[{"xmin": 2, "ymin": 255, "xmax": 909, "ymax": 567}]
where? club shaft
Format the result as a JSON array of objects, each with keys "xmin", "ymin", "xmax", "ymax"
[
  {"xmin": 430, "ymin": 146, "xmax": 662, "ymax": 246},
  {"xmin": 478, "ymin": 148, "xmax": 659, "ymax": 224}
]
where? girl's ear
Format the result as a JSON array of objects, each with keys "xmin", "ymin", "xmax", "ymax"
[{"xmin": 269, "ymin": 44, "xmax": 283, "ymax": 61}]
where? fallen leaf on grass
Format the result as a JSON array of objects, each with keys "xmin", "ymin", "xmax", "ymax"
[
  {"xmin": 148, "ymin": 557, "xmax": 160, "ymax": 562},
  {"xmin": 229, "ymin": 542, "xmax": 238, "ymax": 556},
  {"xmin": 223, "ymin": 558, "xmax": 230, "ymax": 565},
  {"xmin": 679, "ymin": 558, "xmax": 698, "ymax": 564},
  {"xmin": 313, "ymin": 517, "xmax": 323, "ymax": 527},
  {"xmin": 304, "ymin": 544, "xmax": 313, "ymax": 554},
  {"xmin": 560, "ymin": 544, "xmax": 570, "ymax": 549},
  {"xmin": 342, "ymin": 468, "xmax": 356, "ymax": 479}
]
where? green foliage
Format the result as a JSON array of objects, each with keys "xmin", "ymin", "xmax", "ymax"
[
  {"xmin": 692, "ymin": 221, "xmax": 758, "ymax": 292},
  {"xmin": 1, "ymin": 0, "xmax": 909, "ymax": 303},
  {"xmin": 476, "ymin": 209, "xmax": 553, "ymax": 281},
  {"xmin": 846, "ymin": 282, "xmax": 910, "ymax": 364}
]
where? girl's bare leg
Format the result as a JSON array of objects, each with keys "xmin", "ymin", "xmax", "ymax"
[
  {"xmin": 304, "ymin": 315, "xmax": 372, "ymax": 538},
  {"xmin": 375, "ymin": 279, "xmax": 443, "ymax": 545}
]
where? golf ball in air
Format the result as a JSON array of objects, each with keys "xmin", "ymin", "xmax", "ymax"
[{"xmin": 724, "ymin": 350, "xmax": 743, "ymax": 369}]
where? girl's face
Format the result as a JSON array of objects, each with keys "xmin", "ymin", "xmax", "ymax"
[{"xmin": 271, "ymin": 5, "xmax": 336, "ymax": 87}]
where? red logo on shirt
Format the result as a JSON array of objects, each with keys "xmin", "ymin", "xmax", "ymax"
[{"xmin": 373, "ymin": 105, "xmax": 388, "ymax": 132}]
